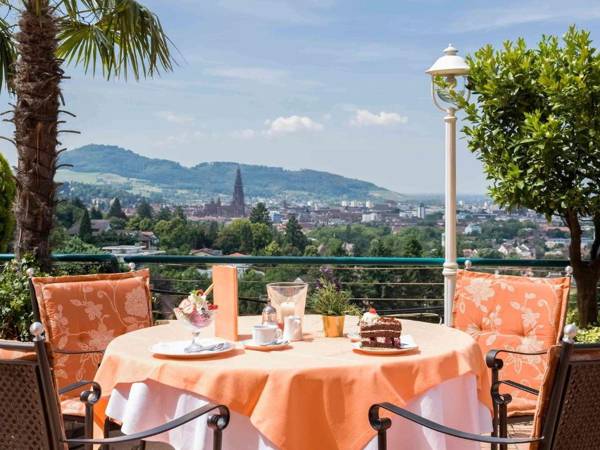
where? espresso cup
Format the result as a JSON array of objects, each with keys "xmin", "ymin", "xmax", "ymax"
[{"xmin": 252, "ymin": 324, "xmax": 282, "ymax": 345}]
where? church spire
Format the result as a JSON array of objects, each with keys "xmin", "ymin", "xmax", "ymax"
[{"xmin": 232, "ymin": 166, "xmax": 245, "ymax": 217}]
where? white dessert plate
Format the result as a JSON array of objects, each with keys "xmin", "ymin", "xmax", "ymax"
[
  {"xmin": 352, "ymin": 335, "xmax": 418, "ymax": 355},
  {"xmin": 242, "ymin": 339, "xmax": 290, "ymax": 351},
  {"xmin": 150, "ymin": 338, "xmax": 234, "ymax": 358}
]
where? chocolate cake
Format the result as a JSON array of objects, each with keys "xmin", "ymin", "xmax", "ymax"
[{"xmin": 359, "ymin": 316, "xmax": 402, "ymax": 349}]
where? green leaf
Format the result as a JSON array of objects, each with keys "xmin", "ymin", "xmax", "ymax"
[{"xmin": 56, "ymin": 0, "xmax": 174, "ymax": 80}]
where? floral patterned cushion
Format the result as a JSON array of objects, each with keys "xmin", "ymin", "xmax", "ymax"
[
  {"xmin": 453, "ymin": 269, "xmax": 570, "ymax": 416},
  {"xmin": 31, "ymin": 269, "xmax": 152, "ymax": 416}
]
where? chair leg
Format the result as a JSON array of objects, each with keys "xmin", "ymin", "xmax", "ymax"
[
  {"xmin": 207, "ymin": 414, "xmax": 223, "ymax": 450},
  {"xmin": 377, "ymin": 428, "xmax": 387, "ymax": 450},
  {"xmin": 212, "ymin": 428, "xmax": 223, "ymax": 450},
  {"xmin": 491, "ymin": 405, "xmax": 498, "ymax": 450},
  {"xmin": 102, "ymin": 417, "xmax": 112, "ymax": 450},
  {"xmin": 83, "ymin": 404, "xmax": 93, "ymax": 450},
  {"xmin": 490, "ymin": 366, "xmax": 499, "ymax": 450},
  {"xmin": 368, "ymin": 407, "xmax": 391, "ymax": 450},
  {"xmin": 498, "ymin": 403, "xmax": 508, "ymax": 450}
]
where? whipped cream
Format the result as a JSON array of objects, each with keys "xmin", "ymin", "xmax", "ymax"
[{"xmin": 361, "ymin": 311, "xmax": 379, "ymax": 326}]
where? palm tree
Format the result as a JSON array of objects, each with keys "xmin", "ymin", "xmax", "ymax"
[{"xmin": 0, "ymin": 0, "xmax": 173, "ymax": 270}]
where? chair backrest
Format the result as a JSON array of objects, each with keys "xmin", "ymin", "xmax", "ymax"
[
  {"xmin": 454, "ymin": 269, "xmax": 570, "ymax": 415},
  {"xmin": 30, "ymin": 269, "xmax": 152, "ymax": 408},
  {"xmin": 0, "ymin": 327, "xmax": 66, "ymax": 450},
  {"xmin": 536, "ymin": 341, "xmax": 600, "ymax": 449}
]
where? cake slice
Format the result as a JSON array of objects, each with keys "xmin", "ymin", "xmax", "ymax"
[{"xmin": 359, "ymin": 310, "xmax": 402, "ymax": 349}]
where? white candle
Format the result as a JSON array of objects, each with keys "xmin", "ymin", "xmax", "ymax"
[{"xmin": 280, "ymin": 301, "xmax": 296, "ymax": 323}]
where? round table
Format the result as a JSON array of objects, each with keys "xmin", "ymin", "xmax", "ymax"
[{"xmin": 95, "ymin": 315, "xmax": 492, "ymax": 450}]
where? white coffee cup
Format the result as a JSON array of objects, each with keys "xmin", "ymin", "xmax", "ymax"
[{"xmin": 252, "ymin": 324, "xmax": 282, "ymax": 345}]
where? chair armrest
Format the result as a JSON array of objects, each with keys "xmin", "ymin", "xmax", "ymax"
[
  {"xmin": 369, "ymin": 402, "xmax": 542, "ymax": 446},
  {"xmin": 58, "ymin": 380, "xmax": 102, "ymax": 406},
  {"xmin": 65, "ymin": 404, "xmax": 229, "ymax": 445},
  {"xmin": 485, "ymin": 348, "xmax": 547, "ymax": 370},
  {"xmin": 493, "ymin": 380, "xmax": 539, "ymax": 397}
]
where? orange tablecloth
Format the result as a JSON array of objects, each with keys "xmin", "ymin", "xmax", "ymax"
[{"xmin": 95, "ymin": 316, "xmax": 491, "ymax": 450}]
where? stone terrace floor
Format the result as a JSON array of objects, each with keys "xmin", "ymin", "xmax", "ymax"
[{"xmin": 481, "ymin": 420, "xmax": 533, "ymax": 450}]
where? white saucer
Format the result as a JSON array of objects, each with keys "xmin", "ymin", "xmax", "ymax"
[
  {"xmin": 242, "ymin": 339, "xmax": 290, "ymax": 351},
  {"xmin": 346, "ymin": 332, "xmax": 360, "ymax": 342},
  {"xmin": 150, "ymin": 338, "xmax": 234, "ymax": 358},
  {"xmin": 352, "ymin": 335, "xmax": 419, "ymax": 355}
]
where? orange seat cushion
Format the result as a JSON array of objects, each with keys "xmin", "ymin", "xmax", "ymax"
[
  {"xmin": 453, "ymin": 269, "xmax": 569, "ymax": 415},
  {"xmin": 31, "ymin": 269, "xmax": 152, "ymax": 416}
]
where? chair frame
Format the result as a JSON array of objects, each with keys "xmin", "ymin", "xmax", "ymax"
[
  {"xmin": 28, "ymin": 271, "xmax": 156, "ymax": 438},
  {"xmin": 28, "ymin": 277, "xmax": 117, "ymax": 438},
  {"xmin": 369, "ymin": 335, "xmax": 600, "ymax": 450},
  {"xmin": 0, "ymin": 324, "xmax": 230, "ymax": 450},
  {"xmin": 458, "ymin": 265, "xmax": 573, "ymax": 445},
  {"xmin": 486, "ymin": 347, "xmax": 546, "ymax": 450}
]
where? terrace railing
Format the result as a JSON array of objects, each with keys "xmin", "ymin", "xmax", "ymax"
[{"xmin": 0, "ymin": 253, "xmax": 576, "ymax": 323}]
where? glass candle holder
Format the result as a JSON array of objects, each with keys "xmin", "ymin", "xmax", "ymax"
[{"xmin": 266, "ymin": 282, "xmax": 308, "ymax": 328}]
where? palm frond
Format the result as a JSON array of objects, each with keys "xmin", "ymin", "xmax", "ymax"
[
  {"xmin": 57, "ymin": 19, "xmax": 112, "ymax": 75},
  {"xmin": 0, "ymin": 15, "xmax": 16, "ymax": 92},
  {"xmin": 56, "ymin": 0, "xmax": 173, "ymax": 80}
]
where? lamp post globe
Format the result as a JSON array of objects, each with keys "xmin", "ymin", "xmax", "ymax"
[{"xmin": 426, "ymin": 45, "xmax": 470, "ymax": 327}]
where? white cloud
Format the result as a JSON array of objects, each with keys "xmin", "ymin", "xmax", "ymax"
[
  {"xmin": 155, "ymin": 111, "xmax": 195, "ymax": 124},
  {"xmin": 232, "ymin": 115, "xmax": 324, "ymax": 139},
  {"xmin": 266, "ymin": 115, "xmax": 324, "ymax": 136},
  {"xmin": 232, "ymin": 129, "xmax": 258, "ymax": 140},
  {"xmin": 158, "ymin": 131, "xmax": 207, "ymax": 147},
  {"xmin": 452, "ymin": 1, "xmax": 600, "ymax": 32},
  {"xmin": 205, "ymin": 66, "xmax": 288, "ymax": 85},
  {"xmin": 350, "ymin": 109, "xmax": 408, "ymax": 127}
]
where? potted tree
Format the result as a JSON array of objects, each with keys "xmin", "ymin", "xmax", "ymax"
[
  {"xmin": 310, "ymin": 278, "xmax": 360, "ymax": 337},
  {"xmin": 460, "ymin": 27, "xmax": 600, "ymax": 327}
]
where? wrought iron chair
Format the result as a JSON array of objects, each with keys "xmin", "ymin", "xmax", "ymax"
[
  {"xmin": 369, "ymin": 327, "xmax": 600, "ymax": 450},
  {"xmin": 454, "ymin": 266, "xmax": 571, "ymax": 432},
  {"xmin": 28, "ymin": 269, "xmax": 153, "ymax": 436},
  {"xmin": 0, "ymin": 322, "xmax": 230, "ymax": 450}
]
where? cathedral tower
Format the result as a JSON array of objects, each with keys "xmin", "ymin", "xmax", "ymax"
[{"xmin": 231, "ymin": 167, "xmax": 245, "ymax": 217}]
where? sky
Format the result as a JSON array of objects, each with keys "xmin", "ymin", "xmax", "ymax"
[{"xmin": 2, "ymin": 0, "xmax": 600, "ymax": 194}]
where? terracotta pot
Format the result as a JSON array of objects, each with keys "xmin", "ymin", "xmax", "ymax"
[{"xmin": 322, "ymin": 315, "xmax": 345, "ymax": 337}]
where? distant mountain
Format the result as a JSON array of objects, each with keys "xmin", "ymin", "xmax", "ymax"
[{"xmin": 57, "ymin": 144, "xmax": 401, "ymax": 203}]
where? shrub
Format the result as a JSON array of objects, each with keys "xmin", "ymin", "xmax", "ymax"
[
  {"xmin": 0, "ymin": 153, "xmax": 15, "ymax": 252},
  {"xmin": 0, "ymin": 258, "xmax": 44, "ymax": 340},
  {"xmin": 566, "ymin": 306, "xmax": 600, "ymax": 343}
]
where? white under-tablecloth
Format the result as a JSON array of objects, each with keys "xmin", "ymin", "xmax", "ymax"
[{"xmin": 106, "ymin": 374, "xmax": 491, "ymax": 450}]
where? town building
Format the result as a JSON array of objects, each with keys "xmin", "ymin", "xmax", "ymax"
[{"xmin": 200, "ymin": 167, "xmax": 246, "ymax": 218}]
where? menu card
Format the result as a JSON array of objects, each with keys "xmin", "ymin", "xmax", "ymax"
[{"xmin": 212, "ymin": 265, "xmax": 239, "ymax": 341}]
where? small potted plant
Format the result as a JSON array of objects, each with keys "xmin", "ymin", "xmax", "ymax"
[{"xmin": 310, "ymin": 277, "xmax": 359, "ymax": 337}]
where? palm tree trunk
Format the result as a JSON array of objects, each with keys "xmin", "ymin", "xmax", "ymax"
[{"xmin": 14, "ymin": 0, "xmax": 62, "ymax": 271}]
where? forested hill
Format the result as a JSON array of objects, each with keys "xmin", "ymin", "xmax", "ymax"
[{"xmin": 58, "ymin": 144, "xmax": 401, "ymax": 202}]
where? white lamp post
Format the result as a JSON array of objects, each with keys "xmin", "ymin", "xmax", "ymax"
[{"xmin": 426, "ymin": 44, "xmax": 470, "ymax": 326}]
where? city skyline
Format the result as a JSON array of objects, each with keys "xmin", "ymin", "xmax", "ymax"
[{"xmin": 1, "ymin": 0, "xmax": 600, "ymax": 194}]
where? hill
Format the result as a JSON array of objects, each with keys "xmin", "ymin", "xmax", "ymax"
[{"xmin": 57, "ymin": 144, "xmax": 401, "ymax": 203}]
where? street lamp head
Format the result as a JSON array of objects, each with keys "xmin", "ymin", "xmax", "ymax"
[
  {"xmin": 427, "ymin": 44, "xmax": 470, "ymax": 111},
  {"xmin": 426, "ymin": 44, "xmax": 469, "ymax": 77}
]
